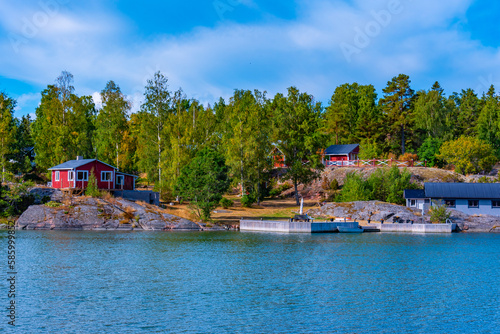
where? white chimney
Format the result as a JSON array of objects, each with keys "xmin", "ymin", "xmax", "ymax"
[{"xmin": 76, "ymin": 156, "xmax": 83, "ymax": 160}]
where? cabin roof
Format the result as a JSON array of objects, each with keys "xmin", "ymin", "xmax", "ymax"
[
  {"xmin": 404, "ymin": 189, "xmax": 426, "ymax": 199},
  {"xmin": 324, "ymin": 144, "xmax": 359, "ymax": 155},
  {"xmin": 48, "ymin": 159, "xmax": 116, "ymax": 171},
  {"xmin": 424, "ymin": 182, "xmax": 500, "ymax": 199}
]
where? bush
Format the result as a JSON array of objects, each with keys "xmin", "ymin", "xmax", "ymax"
[
  {"xmin": 418, "ymin": 137, "xmax": 443, "ymax": 167},
  {"xmin": 241, "ymin": 194, "xmax": 256, "ymax": 208},
  {"xmin": 45, "ymin": 201, "xmax": 61, "ymax": 208},
  {"xmin": 219, "ymin": 197, "xmax": 234, "ymax": 209},
  {"xmin": 398, "ymin": 153, "xmax": 418, "ymax": 162},
  {"xmin": 330, "ymin": 178, "xmax": 339, "ymax": 191},
  {"xmin": 85, "ymin": 169, "xmax": 101, "ymax": 198},
  {"xmin": 429, "ymin": 201, "xmax": 451, "ymax": 223},
  {"xmin": 438, "ymin": 137, "xmax": 497, "ymax": 175},
  {"xmin": 269, "ymin": 183, "xmax": 292, "ymax": 198}
]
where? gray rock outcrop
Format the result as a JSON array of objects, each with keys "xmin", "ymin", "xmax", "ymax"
[{"xmin": 16, "ymin": 196, "xmax": 201, "ymax": 231}]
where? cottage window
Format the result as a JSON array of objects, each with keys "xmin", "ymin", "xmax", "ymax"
[
  {"xmin": 68, "ymin": 171, "xmax": 74, "ymax": 181},
  {"xmin": 116, "ymin": 175, "xmax": 124, "ymax": 185},
  {"xmin": 410, "ymin": 199, "xmax": 416, "ymax": 207},
  {"xmin": 54, "ymin": 171, "xmax": 60, "ymax": 182},
  {"xmin": 76, "ymin": 171, "xmax": 88, "ymax": 181},
  {"xmin": 424, "ymin": 199, "xmax": 430, "ymax": 204},
  {"xmin": 444, "ymin": 199, "xmax": 456, "ymax": 208},
  {"xmin": 101, "ymin": 171, "xmax": 112, "ymax": 182},
  {"xmin": 468, "ymin": 200, "xmax": 479, "ymax": 208},
  {"xmin": 492, "ymin": 200, "xmax": 500, "ymax": 208}
]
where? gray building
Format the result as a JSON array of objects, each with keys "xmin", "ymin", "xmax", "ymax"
[{"xmin": 405, "ymin": 183, "xmax": 500, "ymax": 216}]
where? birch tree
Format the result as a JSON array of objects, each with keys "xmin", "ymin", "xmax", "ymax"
[{"xmin": 139, "ymin": 71, "xmax": 171, "ymax": 195}]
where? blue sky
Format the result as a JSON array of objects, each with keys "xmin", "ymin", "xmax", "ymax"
[{"xmin": 1, "ymin": 0, "xmax": 500, "ymax": 118}]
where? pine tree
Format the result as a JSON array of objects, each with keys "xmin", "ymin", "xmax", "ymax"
[{"xmin": 379, "ymin": 74, "xmax": 415, "ymax": 155}]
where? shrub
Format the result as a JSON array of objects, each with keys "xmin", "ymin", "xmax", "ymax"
[
  {"xmin": 86, "ymin": 169, "xmax": 101, "ymax": 198},
  {"xmin": 429, "ymin": 201, "xmax": 451, "ymax": 223},
  {"xmin": 269, "ymin": 183, "xmax": 292, "ymax": 198},
  {"xmin": 219, "ymin": 197, "xmax": 234, "ymax": 209},
  {"xmin": 418, "ymin": 137, "xmax": 443, "ymax": 167},
  {"xmin": 45, "ymin": 201, "xmax": 61, "ymax": 208},
  {"xmin": 398, "ymin": 153, "xmax": 418, "ymax": 162},
  {"xmin": 330, "ymin": 178, "xmax": 339, "ymax": 191},
  {"xmin": 241, "ymin": 194, "xmax": 256, "ymax": 208}
]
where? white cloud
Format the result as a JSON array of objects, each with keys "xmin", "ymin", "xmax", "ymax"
[{"xmin": 3, "ymin": 0, "xmax": 500, "ymax": 117}]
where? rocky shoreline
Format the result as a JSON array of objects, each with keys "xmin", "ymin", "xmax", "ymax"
[
  {"xmin": 307, "ymin": 201, "xmax": 500, "ymax": 233},
  {"xmin": 12, "ymin": 189, "xmax": 207, "ymax": 231}
]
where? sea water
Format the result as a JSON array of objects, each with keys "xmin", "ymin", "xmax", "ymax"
[{"xmin": 1, "ymin": 231, "xmax": 499, "ymax": 333}]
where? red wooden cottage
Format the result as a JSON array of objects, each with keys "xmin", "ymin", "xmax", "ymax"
[
  {"xmin": 323, "ymin": 144, "xmax": 360, "ymax": 166},
  {"xmin": 48, "ymin": 156, "xmax": 138, "ymax": 190}
]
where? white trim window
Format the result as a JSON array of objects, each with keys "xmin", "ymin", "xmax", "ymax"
[
  {"xmin": 116, "ymin": 175, "xmax": 124, "ymax": 186},
  {"xmin": 68, "ymin": 171, "xmax": 75, "ymax": 181},
  {"xmin": 76, "ymin": 171, "xmax": 88, "ymax": 181},
  {"xmin": 410, "ymin": 199, "xmax": 417, "ymax": 207},
  {"xmin": 101, "ymin": 171, "xmax": 112, "ymax": 182},
  {"xmin": 54, "ymin": 171, "xmax": 60, "ymax": 182}
]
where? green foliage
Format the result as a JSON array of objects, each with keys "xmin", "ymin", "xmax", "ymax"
[
  {"xmin": 85, "ymin": 169, "xmax": 101, "ymax": 198},
  {"xmin": 0, "ymin": 181, "xmax": 35, "ymax": 218},
  {"xmin": 337, "ymin": 167, "xmax": 417, "ymax": 204},
  {"xmin": 429, "ymin": 201, "xmax": 451, "ymax": 224},
  {"xmin": 219, "ymin": 197, "xmax": 234, "ymax": 209},
  {"xmin": 45, "ymin": 201, "xmax": 61, "ymax": 208},
  {"xmin": 337, "ymin": 172, "xmax": 370, "ymax": 202},
  {"xmin": 359, "ymin": 138, "xmax": 382, "ymax": 159},
  {"xmin": 379, "ymin": 74, "xmax": 415, "ymax": 155},
  {"xmin": 175, "ymin": 148, "xmax": 230, "ymax": 221},
  {"xmin": 241, "ymin": 194, "xmax": 256, "ymax": 208},
  {"xmin": 417, "ymin": 137, "xmax": 443, "ymax": 167},
  {"xmin": 32, "ymin": 72, "xmax": 95, "ymax": 171},
  {"xmin": 0, "ymin": 92, "xmax": 17, "ymax": 184},
  {"xmin": 269, "ymin": 183, "xmax": 292, "ymax": 198},
  {"xmin": 93, "ymin": 80, "xmax": 130, "ymax": 170},
  {"xmin": 438, "ymin": 137, "xmax": 497, "ymax": 175},
  {"xmin": 271, "ymin": 86, "xmax": 327, "ymax": 205}
]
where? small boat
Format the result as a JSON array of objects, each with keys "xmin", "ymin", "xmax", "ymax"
[{"xmin": 337, "ymin": 226, "xmax": 364, "ymax": 233}]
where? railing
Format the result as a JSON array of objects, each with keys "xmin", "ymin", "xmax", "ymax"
[{"xmin": 325, "ymin": 159, "xmax": 427, "ymax": 168}]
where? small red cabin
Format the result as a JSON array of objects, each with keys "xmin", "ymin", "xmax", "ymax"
[
  {"xmin": 323, "ymin": 144, "xmax": 360, "ymax": 166},
  {"xmin": 48, "ymin": 157, "xmax": 138, "ymax": 190}
]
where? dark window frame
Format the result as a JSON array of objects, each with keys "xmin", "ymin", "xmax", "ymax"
[
  {"xmin": 492, "ymin": 200, "xmax": 500, "ymax": 208},
  {"xmin": 444, "ymin": 199, "xmax": 456, "ymax": 208},
  {"xmin": 468, "ymin": 200, "xmax": 479, "ymax": 208},
  {"xmin": 76, "ymin": 171, "xmax": 88, "ymax": 181}
]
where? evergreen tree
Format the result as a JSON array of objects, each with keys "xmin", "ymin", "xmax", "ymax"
[
  {"xmin": 477, "ymin": 85, "xmax": 500, "ymax": 156},
  {"xmin": 271, "ymin": 87, "xmax": 327, "ymax": 205},
  {"xmin": 413, "ymin": 82, "xmax": 448, "ymax": 141},
  {"xmin": 456, "ymin": 88, "xmax": 481, "ymax": 138},
  {"xmin": 94, "ymin": 80, "xmax": 130, "ymax": 169},
  {"xmin": 379, "ymin": 74, "xmax": 415, "ymax": 155},
  {"xmin": 0, "ymin": 93, "xmax": 17, "ymax": 184}
]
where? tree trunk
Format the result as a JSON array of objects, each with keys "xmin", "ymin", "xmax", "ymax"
[
  {"xmin": 401, "ymin": 125, "xmax": 405, "ymax": 155},
  {"xmin": 116, "ymin": 142, "xmax": 119, "ymax": 170},
  {"xmin": 294, "ymin": 179, "xmax": 300, "ymax": 206}
]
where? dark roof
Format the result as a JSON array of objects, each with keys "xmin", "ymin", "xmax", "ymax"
[
  {"xmin": 48, "ymin": 159, "xmax": 116, "ymax": 171},
  {"xmin": 424, "ymin": 183, "xmax": 500, "ymax": 199},
  {"xmin": 324, "ymin": 144, "xmax": 359, "ymax": 155},
  {"xmin": 404, "ymin": 189, "xmax": 426, "ymax": 199},
  {"xmin": 116, "ymin": 171, "xmax": 139, "ymax": 178}
]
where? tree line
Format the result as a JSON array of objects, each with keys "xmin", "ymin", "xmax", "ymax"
[{"xmin": 1, "ymin": 71, "xmax": 500, "ymax": 203}]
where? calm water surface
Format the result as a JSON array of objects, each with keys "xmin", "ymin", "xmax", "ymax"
[{"xmin": 1, "ymin": 231, "xmax": 499, "ymax": 333}]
